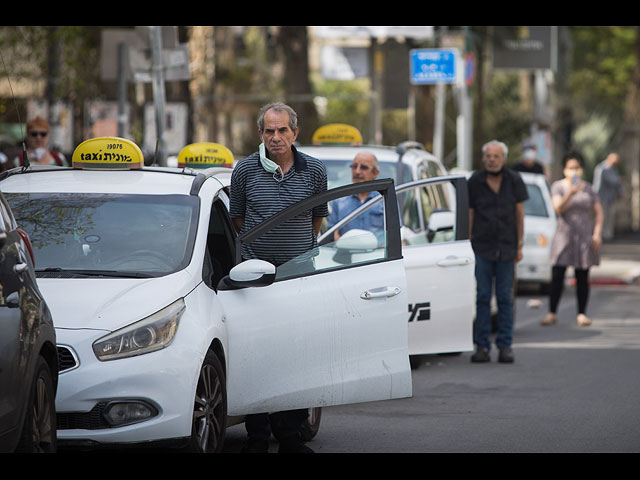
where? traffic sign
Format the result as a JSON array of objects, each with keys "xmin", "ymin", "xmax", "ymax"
[{"xmin": 410, "ymin": 48, "xmax": 458, "ymax": 85}]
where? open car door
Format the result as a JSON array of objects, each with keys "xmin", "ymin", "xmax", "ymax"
[
  {"xmin": 397, "ymin": 175, "xmax": 474, "ymax": 355},
  {"xmin": 217, "ymin": 178, "xmax": 412, "ymax": 416},
  {"xmin": 321, "ymin": 175, "xmax": 474, "ymax": 356}
]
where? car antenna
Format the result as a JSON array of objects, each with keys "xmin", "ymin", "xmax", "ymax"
[{"xmin": 0, "ymin": 48, "xmax": 30, "ymax": 170}]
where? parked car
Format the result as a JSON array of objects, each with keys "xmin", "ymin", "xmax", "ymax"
[
  {"xmin": 299, "ymin": 126, "xmax": 475, "ymax": 360},
  {"xmin": 516, "ymin": 172, "xmax": 557, "ymax": 292},
  {"xmin": 0, "ymin": 191, "xmax": 58, "ymax": 452},
  {"xmin": 0, "ymin": 137, "xmax": 434, "ymax": 451}
]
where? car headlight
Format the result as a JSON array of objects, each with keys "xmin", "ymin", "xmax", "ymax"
[{"xmin": 93, "ymin": 298, "xmax": 185, "ymax": 361}]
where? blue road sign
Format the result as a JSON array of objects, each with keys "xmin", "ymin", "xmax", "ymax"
[{"xmin": 410, "ymin": 48, "xmax": 458, "ymax": 85}]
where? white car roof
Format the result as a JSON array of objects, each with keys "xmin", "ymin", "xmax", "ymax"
[{"xmin": 0, "ymin": 166, "xmax": 231, "ymax": 196}]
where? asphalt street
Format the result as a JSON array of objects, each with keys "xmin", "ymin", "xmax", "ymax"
[{"xmin": 223, "ymin": 232, "xmax": 640, "ymax": 453}]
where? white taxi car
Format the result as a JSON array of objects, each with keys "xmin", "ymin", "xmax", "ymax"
[
  {"xmin": 0, "ymin": 137, "xmax": 420, "ymax": 451},
  {"xmin": 298, "ymin": 125, "xmax": 475, "ymax": 359},
  {"xmin": 517, "ymin": 172, "xmax": 557, "ymax": 291}
]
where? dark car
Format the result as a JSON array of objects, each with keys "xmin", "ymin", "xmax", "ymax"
[{"xmin": 0, "ymin": 191, "xmax": 58, "ymax": 452}]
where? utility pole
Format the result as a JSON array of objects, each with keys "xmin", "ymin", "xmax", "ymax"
[{"xmin": 149, "ymin": 26, "xmax": 167, "ymax": 166}]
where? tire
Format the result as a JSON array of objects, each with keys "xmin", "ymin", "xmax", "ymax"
[
  {"xmin": 409, "ymin": 355, "xmax": 422, "ymax": 370},
  {"xmin": 188, "ymin": 351, "xmax": 227, "ymax": 453},
  {"xmin": 15, "ymin": 356, "xmax": 57, "ymax": 453},
  {"xmin": 300, "ymin": 407, "xmax": 322, "ymax": 442}
]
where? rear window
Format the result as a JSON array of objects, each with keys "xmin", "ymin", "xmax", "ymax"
[{"xmin": 321, "ymin": 158, "xmax": 413, "ymax": 190}]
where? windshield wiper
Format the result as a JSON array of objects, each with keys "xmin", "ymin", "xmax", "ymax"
[{"xmin": 37, "ymin": 268, "xmax": 155, "ymax": 278}]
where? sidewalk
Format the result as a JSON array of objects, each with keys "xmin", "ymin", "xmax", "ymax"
[{"xmin": 588, "ymin": 230, "xmax": 640, "ymax": 285}]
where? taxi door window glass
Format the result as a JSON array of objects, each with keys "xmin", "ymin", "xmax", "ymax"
[
  {"xmin": 401, "ymin": 180, "xmax": 455, "ymax": 246},
  {"xmin": 239, "ymin": 180, "xmax": 401, "ymax": 281},
  {"xmin": 203, "ymin": 199, "xmax": 236, "ymax": 290},
  {"xmin": 524, "ymin": 184, "xmax": 549, "ymax": 217},
  {"xmin": 5, "ymin": 193, "xmax": 199, "ymax": 277},
  {"xmin": 278, "ymin": 185, "xmax": 387, "ymax": 280}
]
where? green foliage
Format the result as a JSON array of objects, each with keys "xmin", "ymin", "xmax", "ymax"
[
  {"xmin": 311, "ymin": 75, "xmax": 371, "ymax": 140},
  {"xmin": 481, "ymin": 73, "xmax": 531, "ymax": 163},
  {"xmin": 570, "ymin": 26, "xmax": 637, "ymax": 114}
]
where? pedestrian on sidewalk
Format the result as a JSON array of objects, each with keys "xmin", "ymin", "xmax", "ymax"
[
  {"xmin": 468, "ymin": 140, "xmax": 528, "ymax": 363},
  {"xmin": 593, "ymin": 152, "xmax": 623, "ymax": 242},
  {"xmin": 542, "ymin": 151, "xmax": 603, "ymax": 327}
]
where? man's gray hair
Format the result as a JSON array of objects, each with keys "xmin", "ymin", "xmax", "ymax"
[
  {"xmin": 482, "ymin": 140, "xmax": 508, "ymax": 158},
  {"xmin": 257, "ymin": 102, "xmax": 298, "ymax": 133}
]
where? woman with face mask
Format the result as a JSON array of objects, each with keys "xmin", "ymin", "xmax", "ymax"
[{"xmin": 542, "ymin": 151, "xmax": 603, "ymax": 327}]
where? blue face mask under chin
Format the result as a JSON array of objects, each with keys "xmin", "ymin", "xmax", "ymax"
[{"xmin": 259, "ymin": 143, "xmax": 284, "ymax": 180}]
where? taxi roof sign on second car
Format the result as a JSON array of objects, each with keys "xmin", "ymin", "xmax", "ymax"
[
  {"xmin": 177, "ymin": 142, "xmax": 234, "ymax": 169},
  {"xmin": 312, "ymin": 124, "xmax": 363, "ymax": 145},
  {"xmin": 72, "ymin": 137, "xmax": 144, "ymax": 170}
]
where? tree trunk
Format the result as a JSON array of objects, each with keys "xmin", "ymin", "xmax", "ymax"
[{"xmin": 276, "ymin": 26, "xmax": 318, "ymax": 143}]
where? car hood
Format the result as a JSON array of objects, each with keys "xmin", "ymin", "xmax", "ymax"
[{"xmin": 37, "ymin": 270, "xmax": 198, "ymax": 332}]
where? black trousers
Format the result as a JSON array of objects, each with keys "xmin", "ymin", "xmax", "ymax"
[
  {"xmin": 245, "ymin": 409, "xmax": 308, "ymax": 443},
  {"xmin": 549, "ymin": 265, "xmax": 590, "ymax": 315}
]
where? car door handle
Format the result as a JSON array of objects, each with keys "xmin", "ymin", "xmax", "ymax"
[
  {"xmin": 360, "ymin": 286, "xmax": 402, "ymax": 300},
  {"xmin": 437, "ymin": 256, "xmax": 472, "ymax": 267},
  {"xmin": 13, "ymin": 263, "xmax": 28, "ymax": 274}
]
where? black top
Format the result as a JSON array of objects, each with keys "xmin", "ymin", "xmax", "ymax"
[{"xmin": 468, "ymin": 169, "xmax": 529, "ymax": 262}]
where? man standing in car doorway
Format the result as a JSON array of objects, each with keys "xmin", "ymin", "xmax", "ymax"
[
  {"xmin": 229, "ymin": 102, "xmax": 328, "ymax": 453},
  {"xmin": 468, "ymin": 140, "xmax": 528, "ymax": 364}
]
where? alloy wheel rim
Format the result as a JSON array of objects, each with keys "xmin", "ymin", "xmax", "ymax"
[{"xmin": 193, "ymin": 364, "xmax": 224, "ymax": 452}]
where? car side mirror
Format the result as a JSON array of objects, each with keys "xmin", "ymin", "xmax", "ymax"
[
  {"xmin": 335, "ymin": 229, "xmax": 378, "ymax": 251},
  {"xmin": 217, "ymin": 259, "xmax": 276, "ymax": 290},
  {"xmin": 427, "ymin": 210, "xmax": 455, "ymax": 243},
  {"xmin": 5, "ymin": 291, "xmax": 19, "ymax": 308}
]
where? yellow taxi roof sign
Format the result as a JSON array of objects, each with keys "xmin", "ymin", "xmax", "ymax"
[
  {"xmin": 312, "ymin": 124, "xmax": 363, "ymax": 145},
  {"xmin": 177, "ymin": 142, "xmax": 234, "ymax": 169},
  {"xmin": 72, "ymin": 137, "xmax": 144, "ymax": 170}
]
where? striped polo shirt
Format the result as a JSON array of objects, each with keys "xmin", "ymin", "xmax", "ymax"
[{"xmin": 229, "ymin": 145, "xmax": 328, "ymax": 266}]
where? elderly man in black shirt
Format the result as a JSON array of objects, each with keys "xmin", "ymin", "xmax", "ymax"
[{"xmin": 468, "ymin": 140, "xmax": 528, "ymax": 363}]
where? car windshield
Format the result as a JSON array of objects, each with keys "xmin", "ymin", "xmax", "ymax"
[
  {"xmin": 322, "ymin": 158, "xmax": 413, "ymax": 190},
  {"xmin": 4, "ymin": 193, "xmax": 199, "ymax": 278},
  {"xmin": 524, "ymin": 183, "xmax": 549, "ymax": 217}
]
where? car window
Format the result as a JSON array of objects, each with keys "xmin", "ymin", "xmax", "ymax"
[
  {"xmin": 203, "ymin": 199, "xmax": 236, "ymax": 290},
  {"xmin": 322, "ymin": 158, "xmax": 412, "ymax": 190},
  {"xmin": 5, "ymin": 193, "xmax": 199, "ymax": 277},
  {"xmin": 238, "ymin": 179, "xmax": 402, "ymax": 282},
  {"xmin": 399, "ymin": 179, "xmax": 456, "ymax": 246},
  {"xmin": 524, "ymin": 183, "xmax": 549, "ymax": 217}
]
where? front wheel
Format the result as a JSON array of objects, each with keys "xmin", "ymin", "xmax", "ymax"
[
  {"xmin": 189, "ymin": 351, "xmax": 227, "ymax": 453},
  {"xmin": 15, "ymin": 356, "xmax": 57, "ymax": 453}
]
